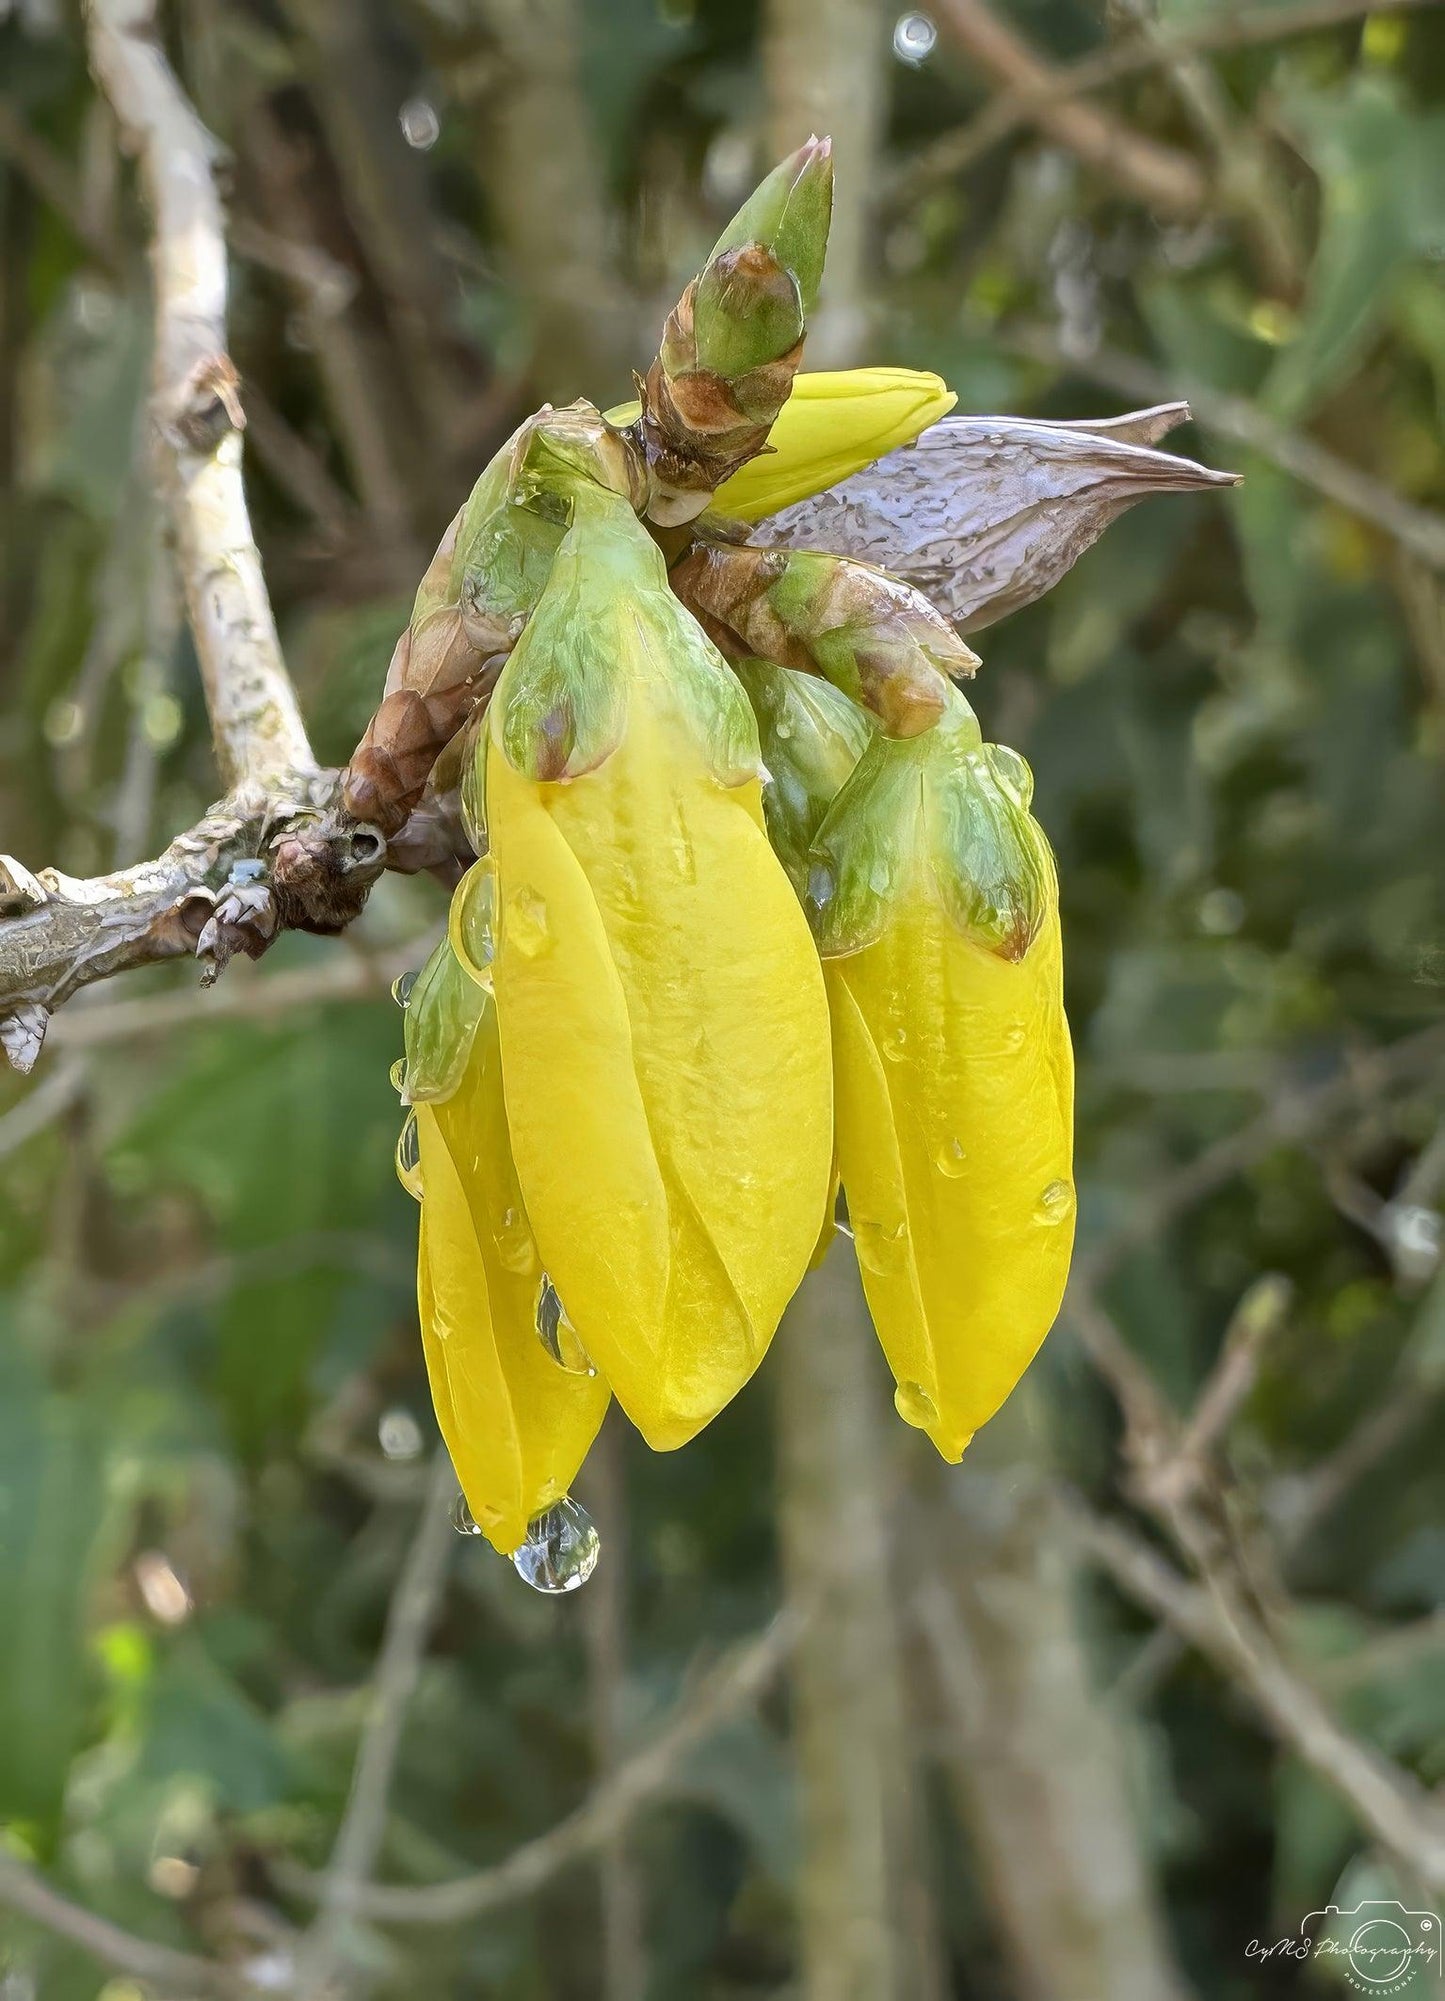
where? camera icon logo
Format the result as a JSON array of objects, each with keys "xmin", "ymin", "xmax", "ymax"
[{"xmin": 1304, "ymin": 1900, "xmax": 1443, "ymax": 1993}]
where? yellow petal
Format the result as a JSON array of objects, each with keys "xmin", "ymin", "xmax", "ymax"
[
  {"xmin": 829, "ymin": 893, "xmax": 1074, "ymax": 1462},
  {"xmin": 715, "ymin": 367, "xmax": 955, "ymax": 521},
  {"xmin": 486, "ymin": 696, "xmax": 833, "ymax": 1452},
  {"xmin": 415, "ymin": 999, "xmax": 608, "ymax": 1554},
  {"xmin": 605, "ymin": 367, "xmax": 955, "ymax": 523}
]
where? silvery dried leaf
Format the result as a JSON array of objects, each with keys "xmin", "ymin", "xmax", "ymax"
[{"xmin": 754, "ymin": 409, "xmax": 1240, "ymax": 633}]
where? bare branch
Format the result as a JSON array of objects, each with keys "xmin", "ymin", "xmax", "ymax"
[
  {"xmin": 291, "ymin": 1448, "xmax": 458, "ymax": 1994},
  {"xmin": 893, "ymin": 0, "xmax": 1438, "ymax": 205},
  {"xmin": 929, "ymin": 0, "xmax": 1209, "ymax": 219},
  {"xmin": 279, "ymin": 1612, "xmax": 799, "ymax": 1925},
  {"xmin": 1070, "ymin": 1504, "xmax": 1445, "ymax": 1891},
  {"xmin": 0, "ymin": 1848, "xmax": 251, "ymax": 1998}
]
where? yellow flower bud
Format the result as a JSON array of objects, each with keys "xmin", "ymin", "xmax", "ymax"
[
  {"xmin": 482, "ymin": 487, "xmax": 833, "ymax": 1450},
  {"xmin": 714, "ymin": 367, "xmax": 955, "ymax": 521},
  {"xmin": 413, "ymin": 982, "xmax": 609, "ymax": 1556}
]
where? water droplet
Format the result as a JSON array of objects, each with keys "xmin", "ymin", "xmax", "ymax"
[
  {"xmin": 883, "ymin": 1023, "xmax": 908, "ymax": 1061},
  {"xmin": 1002, "ymin": 1021, "xmax": 1026, "ymax": 1052},
  {"xmin": 389, "ymin": 1057, "xmax": 410, "ymax": 1098},
  {"xmin": 378, "ymin": 1406, "xmax": 423, "ymax": 1459},
  {"xmin": 892, "ymin": 10, "xmax": 937, "ymax": 63},
  {"xmin": 987, "ymin": 743, "xmax": 1034, "ymax": 808},
  {"xmin": 853, "ymin": 1216, "xmax": 910, "ymax": 1275},
  {"xmin": 493, "ymin": 1206, "xmax": 539, "ymax": 1276},
  {"xmin": 448, "ymin": 858, "xmax": 496, "ymax": 987},
  {"xmin": 391, "ymin": 968, "xmax": 419, "ymax": 1008},
  {"xmin": 506, "ymin": 886, "xmax": 551, "ymax": 958},
  {"xmin": 460, "ymin": 748, "xmax": 487, "ymax": 853},
  {"xmin": 893, "ymin": 1380, "xmax": 939, "ymax": 1429},
  {"xmin": 934, "ymin": 1135, "xmax": 967, "ymax": 1177},
  {"xmin": 398, "ymin": 96, "xmax": 440, "ymax": 150},
  {"xmin": 1034, "ymin": 1178, "xmax": 1075, "ymax": 1226},
  {"xmin": 451, "ymin": 1491, "xmax": 484, "ymax": 1537},
  {"xmin": 395, "ymin": 1111, "xmax": 423, "ymax": 1200},
  {"xmin": 511, "ymin": 1497, "xmax": 601, "ymax": 1593},
  {"xmin": 806, "ymin": 862, "xmax": 836, "ymax": 922},
  {"xmin": 775, "ymin": 718, "xmax": 794, "ymax": 740},
  {"xmin": 535, "ymin": 1275, "xmax": 596, "ymax": 1375}
]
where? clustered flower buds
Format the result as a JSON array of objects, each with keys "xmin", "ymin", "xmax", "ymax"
[{"xmin": 359, "ymin": 143, "xmax": 1234, "ymax": 1580}]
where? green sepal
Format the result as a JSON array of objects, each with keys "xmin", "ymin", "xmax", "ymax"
[
  {"xmin": 495, "ymin": 485, "xmax": 762, "ymax": 788},
  {"xmin": 807, "ymin": 690, "xmax": 1054, "ymax": 962},
  {"xmin": 734, "ymin": 658, "xmax": 872, "ymax": 897}
]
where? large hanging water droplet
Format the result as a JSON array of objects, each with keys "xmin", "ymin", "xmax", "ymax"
[
  {"xmin": 853, "ymin": 1216, "xmax": 910, "ymax": 1275},
  {"xmin": 451, "ymin": 1491, "xmax": 485, "ymax": 1537},
  {"xmin": 893, "ymin": 1380, "xmax": 939, "ymax": 1430},
  {"xmin": 395, "ymin": 1111, "xmax": 423, "ymax": 1200},
  {"xmin": 389, "ymin": 1057, "xmax": 410, "ymax": 1098},
  {"xmin": 933, "ymin": 1135, "xmax": 967, "ymax": 1178},
  {"xmin": 391, "ymin": 968, "xmax": 419, "ymax": 1008},
  {"xmin": 511, "ymin": 1497, "xmax": 600, "ymax": 1593},
  {"xmin": 535, "ymin": 1276, "xmax": 596, "ymax": 1375},
  {"xmin": 1034, "ymin": 1178, "xmax": 1075, "ymax": 1226},
  {"xmin": 506, "ymin": 886, "xmax": 551, "ymax": 959},
  {"xmin": 493, "ymin": 1206, "xmax": 538, "ymax": 1276},
  {"xmin": 448, "ymin": 858, "xmax": 497, "ymax": 988}
]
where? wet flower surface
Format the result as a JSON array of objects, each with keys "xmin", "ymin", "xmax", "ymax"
[{"xmin": 373, "ymin": 142, "xmax": 1230, "ymax": 1572}]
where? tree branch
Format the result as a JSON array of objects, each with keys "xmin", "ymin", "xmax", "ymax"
[
  {"xmin": 893, "ymin": 0, "xmax": 1437, "ymax": 207},
  {"xmin": 1070, "ymin": 1504, "xmax": 1445, "ymax": 1892},
  {"xmin": 279, "ymin": 1612, "xmax": 799, "ymax": 1925},
  {"xmin": 0, "ymin": 1849, "xmax": 252, "ymax": 1998},
  {"xmin": 0, "ymin": 3, "xmax": 391, "ymax": 1070},
  {"xmin": 929, "ymin": 0, "xmax": 1209, "ymax": 219},
  {"xmin": 290, "ymin": 1448, "xmax": 458, "ymax": 1995}
]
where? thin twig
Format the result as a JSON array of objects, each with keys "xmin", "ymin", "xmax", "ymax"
[
  {"xmin": 47, "ymin": 933, "xmax": 428, "ymax": 1052},
  {"xmin": 1002, "ymin": 326, "xmax": 1445, "ymax": 572},
  {"xmin": 281, "ymin": 1611, "xmax": 800, "ymax": 1925},
  {"xmin": 895, "ymin": 0, "xmax": 1439, "ymax": 203},
  {"xmin": 929, "ymin": 0, "xmax": 1208, "ymax": 218},
  {"xmin": 290, "ymin": 1447, "xmax": 458, "ymax": 1994},
  {"xmin": 0, "ymin": 1060, "xmax": 88, "ymax": 1162},
  {"xmin": 1070, "ymin": 1504, "xmax": 1445, "ymax": 1891},
  {"xmin": 0, "ymin": 1849, "xmax": 250, "ymax": 1997}
]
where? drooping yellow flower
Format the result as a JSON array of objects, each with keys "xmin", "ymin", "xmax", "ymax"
[
  {"xmin": 406, "ymin": 949, "xmax": 608, "ymax": 1556},
  {"xmin": 808, "ymin": 694, "xmax": 1074, "ymax": 1462},
  {"xmin": 479, "ymin": 485, "xmax": 833, "ymax": 1451}
]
